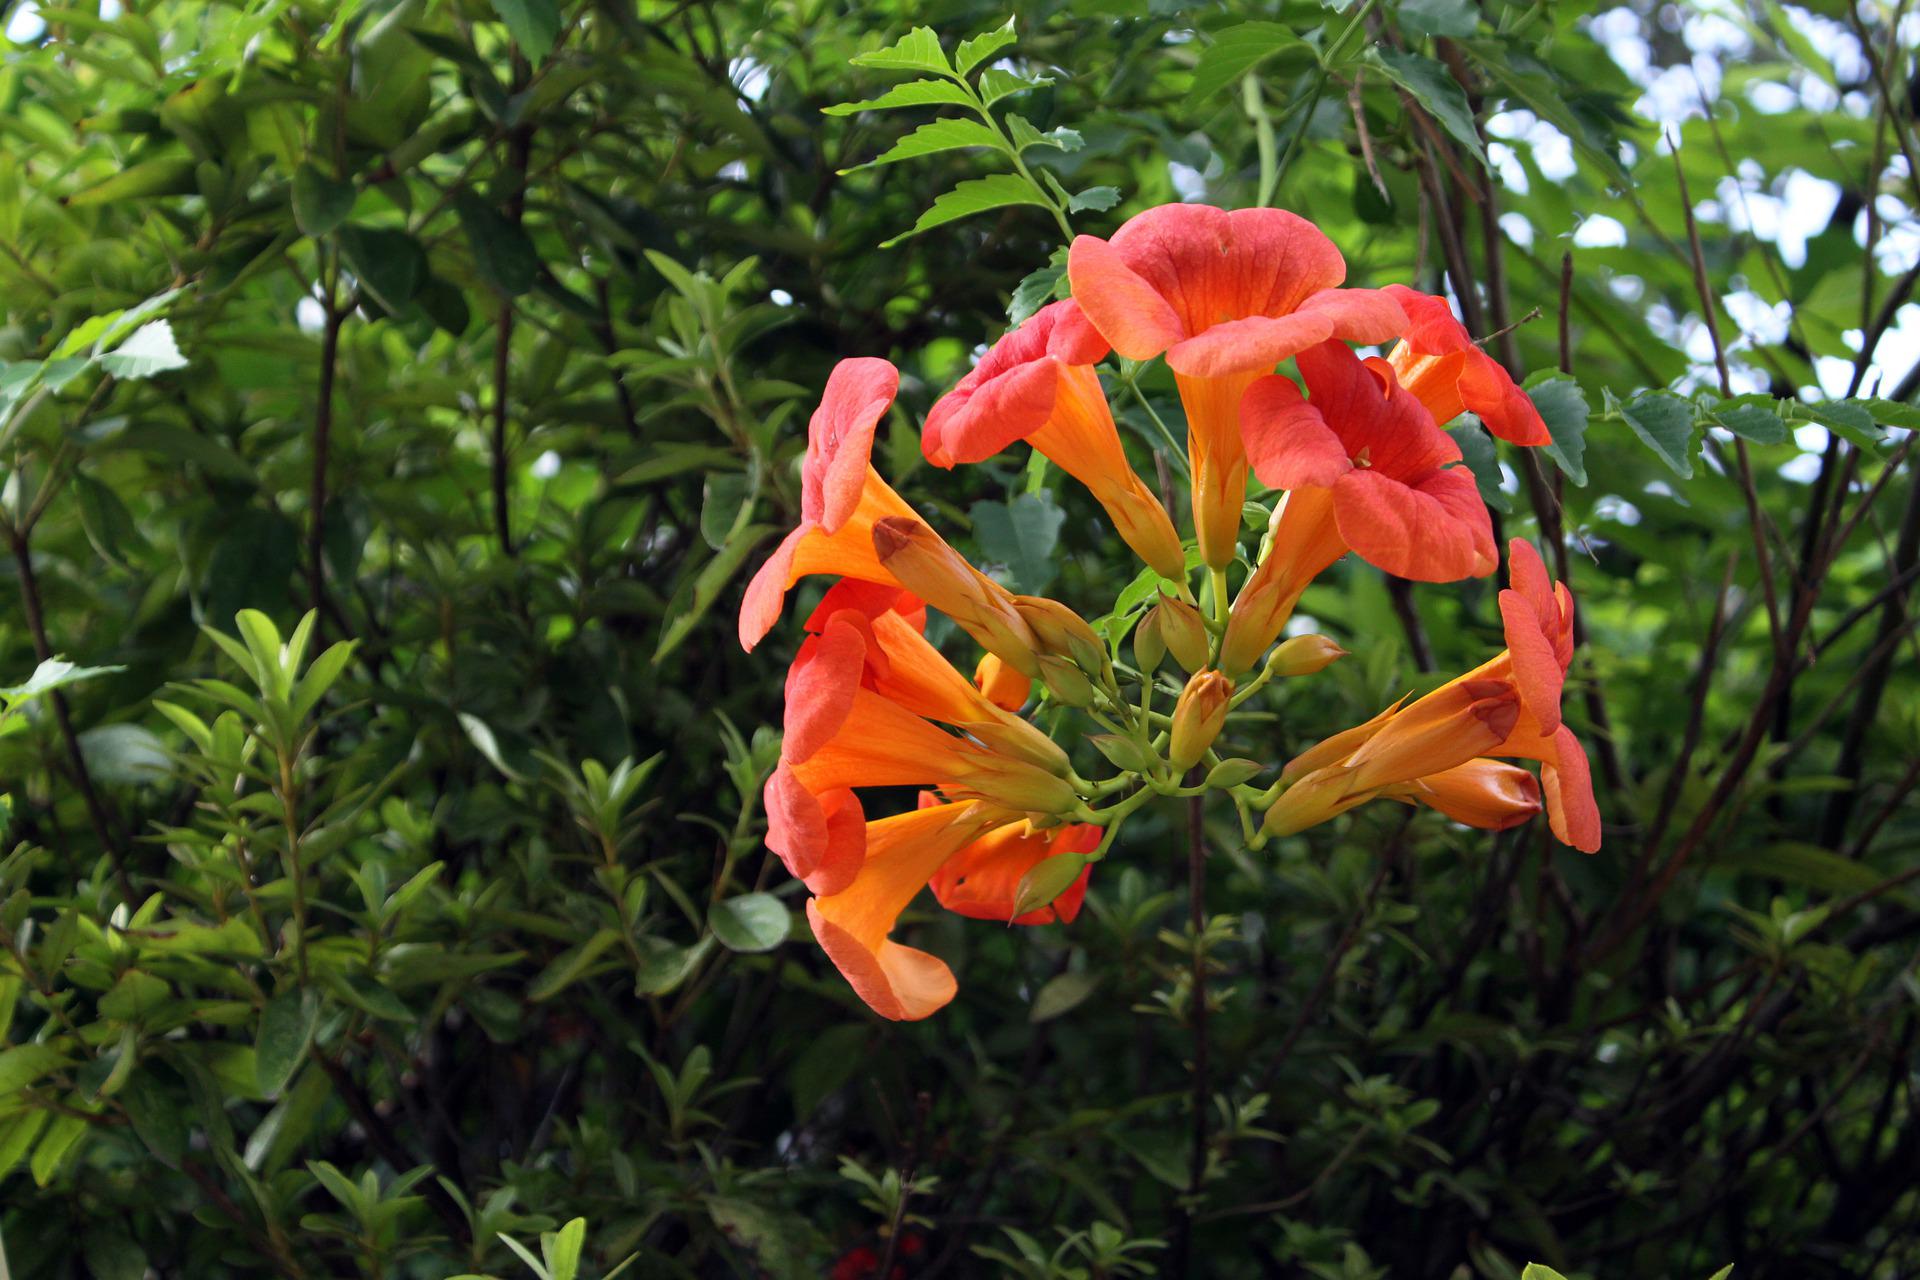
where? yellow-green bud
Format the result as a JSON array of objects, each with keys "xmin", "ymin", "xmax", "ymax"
[
  {"xmin": 1157, "ymin": 594, "xmax": 1211, "ymax": 673},
  {"xmin": 1037, "ymin": 655, "xmax": 1095, "ymax": 708},
  {"xmin": 1268, "ymin": 633, "xmax": 1348, "ymax": 678},
  {"xmin": 1134, "ymin": 606, "xmax": 1167, "ymax": 673}
]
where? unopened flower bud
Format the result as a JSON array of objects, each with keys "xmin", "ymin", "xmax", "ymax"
[
  {"xmin": 1134, "ymin": 606, "xmax": 1167, "ymax": 673},
  {"xmin": 1261, "ymin": 765, "xmax": 1363, "ymax": 838},
  {"xmin": 952, "ymin": 755, "xmax": 1083, "ymax": 818},
  {"xmin": 1037, "ymin": 654, "xmax": 1095, "ymax": 708},
  {"xmin": 974, "ymin": 653, "xmax": 1031, "ymax": 711},
  {"xmin": 1090, "ymin": 733, "xmax": 1157, "ymax": 775},
  {"xmin": 1268, "ymin": 633, "xmax": 1347, "ymax": 678},
  {"xmin": 1015, "ymin": 596, "xmax": 1106, "ymax": 675},
  {"xmin": 967, "ymin": 714, "xmax": 1073, "ymax": 778},
  {"xmin": 1204, "ymin": 757, "xmax": 1266, "ymax": 789},
  {"xmin": 1157, "ymin": 594, "xmax": 1211, "ymax": 673},
  {"xmin": 1011, "ymin": 850, "xmax": 1092, "ymax": 918},
  {"xmin": 1169, "ymin": 669, "xmax": 1233, "ymax": 770},
  {"xmin": 873, "ymin": 516, "xmax": 1040, "ymax": 677}
]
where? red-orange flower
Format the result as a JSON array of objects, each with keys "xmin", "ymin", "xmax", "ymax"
[
  {"xmin": 1383, "ymin": 285, "xmax": 1551, "ymax": 446},
  {"xmin": 925, "ymin": 300, "xmax": 1185, "ymax": 579},
  {"xmin": 1068, "ymin": 204, "xmax": 1406, "ymax": 568},
  {"xmin": 739, "ymin": 358, "xmax": 917, "ymax": 650},
  {"xmin": 767, "ymin": 590, "xmax": 1078, "ymax": 896},
  {"xmin": 1263, "ymin": 540, "xmax": 1599, "ymax": 851},
  {"xmin": 1221, "ymin": 341, "xmax": 1495, "ymax": 673}
]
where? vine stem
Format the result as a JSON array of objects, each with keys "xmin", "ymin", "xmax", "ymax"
[{"xmin": 1174, "ymin": 775, "xmax": 1209, "ymax": 1276}]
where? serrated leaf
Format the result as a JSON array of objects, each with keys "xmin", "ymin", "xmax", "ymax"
[
  {"xmin": 879, "ymin": 174, "xmax": 1050, "ymax": 249},
  {"xmin": 1068, "ymin": 185, "xmax": 1120, "ymax": 213},
  {"xmin": 708, "ymin": 893, "xmax": 788, "ymax": 953},
  {"xmin": 99, "ymin": 321, "xmax": 186, "ymax": 379},
  {"xmin": 1006, "ymin": 115, "xmax": 1082, "ymax": 154},
  {"xmin": 1187, "ymin": 22, "xmax": 1313, "ymax": 105},
  {"xmin": 1863, "ymin": 397, "xmax": 1920, "ymax": 429},
  {"xmin": 956, "ymin": 18, "xmax": 1016, "ymax": 75},
  {"xmin": 822, "ymin": 80, "xmax": 974, "ymax": 115},
  {"xmin": 1009, "ymin": 249, "xmax": 1067, "ymax": 325},
  {"xmin": 1526, "ymin": 377, "xmax": 1590, "ymax": 485},
  {"xmin": 851, "ymin": 26, "xmax": 951, "ymax": 74},
  {"xmin": 841, "ymin": 118, "xmax": 1006, "ymax": 173},
  {"xmin": 1370, "ymin": 48, "xmax": 1487, "ymax": 164},
  {"xmin": 1801, "ymin": 399, "xmax": 1883, "ymax": 450},
  {"xmin": 1704, "ymin": 397, "xmax": 1787, "ymax": 445},
  {"xmin": 1613, "ymin": 388, "xmax": 1698, "ymax": 477},
  {"xmin": 978, "ymin": 68, "xmax": 1053, "ymax": 106}
]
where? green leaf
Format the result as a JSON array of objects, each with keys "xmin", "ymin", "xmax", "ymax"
[
  {"xmin": 655, "ymin": 523, "xmax": 776, "ymax": 662},
  {"xmin": 1007, "ymin": 116, "xmax": 1081, "ymax": 154},
  {"xmin": 2, "ymin": 658, "xmax": 124, "ymax": 707},
  {"xmin": 1526, "ymin": 376, "xmax": 1590, "ymax": 485},
  {"xmin": 842, "ymin": 118, "xmax": 1006, "ymax": 173},
  {"xmin": 292, "ymin": 164, "xmax": 355, "ymax": 237},
  {"xmin": 978, "ymin": 68, "xmax": 1053, "ymax": 106},
  {"xmin": 546, "ymin": 1218, "xmax": 587, "ymax": 1280},
  {"xmin": 31, "ymin": 1111, "xmax": 89, "ymax": 1187},
  {"xmin": 708, "ymin": 893, "xmax": 788, "ymax": 953},
  {"xmin": 99, "ymin": 970, "xmax": 171, "ymax": 1022},
  {"xmin": 1447, "ymin": 420, "xmax": 1511, "ymax": 513},
  {"xmin": 73, "ymin": 473, "xmax": 149, "ymax": 569},
  {"xmin": 1801, "ymin": 399, "xmax": 1883, "ymax": 450},
  {"xmin": 488, "ymin": 0, "xmax": 560, "ymax": 62},
  {"xmin": 1369, "ymin": 49, "xmax": 1487, "ymax": 164},
  {"xmin": 1186, "ymin": 22, "xmax": 1313, "ymax": 105},
  {"xmin": 459, "ymin": 712, "xmax": 526, "ymax": 782},
  {"xmin": 111, "ymin": 424, "xmax": 256, "ymax": 483},
  {"xmin": 878, "ymin": 173, "xmax": 1050, "ymax": 249},
  {"xmin": 529, "ymin": 928, "xmax": 623, "ymax": 1001},
  {"xmin": 99, "ymin": 320, "xmax": 187, "ymax": 379},
  {"xmin": 254, "ymin": 990, "xmax": 318, "ymax": 1099},
  {"xmin": 0, "ymin": 1043, "xmax": 69, "ymax": 1095},
  {"xmin": 633, "ymin": 935, "xmax": 714, "ymax": 996},
  {"xmin": 337, "ymin": 224, "xmax": 427, "ymax": 314},
  {"xmin": 455, "ymin": 195, "xmax": 538, "ymax": 296},
  {"xmin": 1717, "ymin": 842, "xmax": 1891, "ymax": 897},
  {"xmin": 788, "ymin": 1024, "xmax": 868, "ymax": 1121},
  {"xmin": 851, "ymin": 26, "xmax": 952, "ymax": 75},
  {"xmin": 1612, "ymin": 388, "xmax": 1698, "ymax": 477},
  {"xmin": 79, "ymin": 724, "xmax": 170, "ymax": 786},
  {"xmin": 955, "ymin": 18, "xmax": 1016, "ymax": 75},
  {"xmin": 823, "ymin": 80, "xmax": 975, "ymax": 115},
  {"xmin": 1520, "ymin": 1267, "xmax": 1569, "ymax": 1280},
  {"xmin": 970, "ymin": 492, "xmax": 1065, "ymax": 594},
  {"xmin": 67, "ymin": 157, "xmax": 198, "ymax": 206},
  {"xmin": 0, "ymin": 1112, "xmax": 48, "ymax": 1180},
  {"xmin": 1863, "ymin": 397, "xmax": 1920, "ymax": 430},
  {"xmin": 1030, "ymin": 970, "xmax": 1101, "ymax": 1023},
  {"xmin": 1068, "ymin": 185, "xmax": 1120, "ymax": 213},
  {"xmin": 1009, "ymin": 247, "xmax": 1067, "ymax": 325},
  {"xmin": 1704, "ymin": 396, "xmax": 1787, "ymax": 445},
  {"xmin": 1398, "ymin": 0, "xmax": 1479, "ymax": 38}
]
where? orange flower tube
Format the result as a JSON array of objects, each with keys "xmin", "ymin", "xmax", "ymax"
[
  {"xmin": 924, "ymin": 300, "xmax": 1185, "ymax": 580},
  {"xmin": 1068, "ymin": 205, "xmax": 1407, "ymax": 569},
  {"xmin": 1262, "ymin": 541, "xmax": 1600, "ymax": 851}
]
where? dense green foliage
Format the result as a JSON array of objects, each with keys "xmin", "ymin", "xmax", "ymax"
[{"xmin": 2, "ymin": 0, "xmax": 1917, "ymax": 1276}]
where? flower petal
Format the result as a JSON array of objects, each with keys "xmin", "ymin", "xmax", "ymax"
[
  {"xmin": 1067, "ymin": 232, "xmax": 1187, "ymax": 360},
  {"xmin": 805, "ymin": 357, "xmax": 900, "ymax": 533},
  {"xmin": 1541, "ymin": 725, "xmax": 1601, "ymax": 852},
  {"xmin": 1331, "ymin": 466, "xmax": 1496, "ymax": 581},
  {"xmin": 1242, "ymin": 374, "xmax": 1349, "ymax": 490},
  {"xmin": 782, "ymin": 614, "xmax": 868, "ymax": 763}
]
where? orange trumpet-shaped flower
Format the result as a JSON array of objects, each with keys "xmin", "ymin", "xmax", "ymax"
[
  {"xmin": 1382, "ymin": 286, "xmax": 1551, "ymax": 446},
  {"xmin": 807, "ymin": 799, "xmax": 1011, "ymax": 1021},
  {"xmin": 1262, "ymin": 540, "xmax": 1600, "ymax": 851},
  {"xmin": 924, "ymin": 301, "xmax": 1185, "ymax": 580},
  {"xmin": 766, "ymin": 593, "xmax": 1082, "ymax": 896},
  {"xmin": 924, "ymin": 793, "xmax": 1098, "ymax": 925},
  {"xmin": 808, "ymin": 796, "xmax": 1097, "ymax": 1021},
  {"xmin": 740, "ymin": 358, "xmax": 920, "ymax": 650},
  {"xmin": 974, "ymin": 652, "xmax": 1031, "ymax": 711},
  {"xmin": 1068, "ymin": 204, "xmax": 1407, "ymax": 569},
  {"xmin": 1220, "ymin": 342, "xmax": 1496, "ymax": 673}
]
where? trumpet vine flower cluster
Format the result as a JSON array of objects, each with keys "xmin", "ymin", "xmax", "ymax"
[{"xmin": 740, "ymin": 204, "xmax": 1602, "ymax": 1021}]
